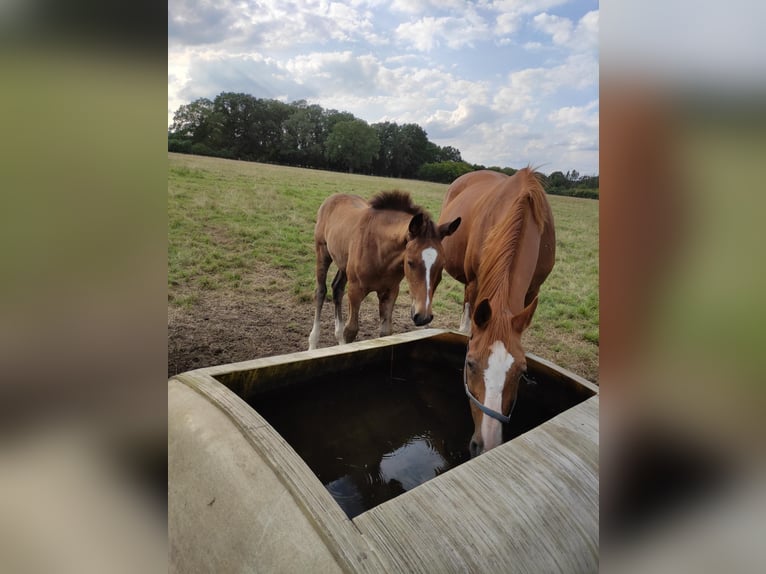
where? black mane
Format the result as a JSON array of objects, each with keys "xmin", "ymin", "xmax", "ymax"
[
  {"xmin": 368, "ymin": 190, "xmax": 440, "ymax": 238},
  {"xmin": 368, "ymin": 190, "xmax": 422, "ymax": 215}
]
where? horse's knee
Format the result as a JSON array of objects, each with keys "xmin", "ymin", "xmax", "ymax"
[{"xmin": 316, "ymin": 284, "xmax": 327, "ymax": 302}]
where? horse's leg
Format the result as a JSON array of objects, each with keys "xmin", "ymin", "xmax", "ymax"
[
  {"xmin": 377, "ymin": 283, "xmax": 400, "ymax": 337},
  {"xmin": 331, "ymin": 269, "xmax": 347, "ymax": 344},
  {"xmin": 343, "ymin": 282, "xmax": 364, "ymax": 344},
  {"xmin": 308, "ymin": 245, "xmax": 331, "ymax": 350},
  {"xmin": 524, "ymin": 285, "xmax": 540, "ymax": 308},
  {"xmin": 459, "ymin": 281, "xmax": 477, "ymax": 334}
]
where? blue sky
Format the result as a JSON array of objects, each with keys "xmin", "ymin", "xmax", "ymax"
[{"xmin": 169, "ymin": 0, "xmax": 599, "ymax": 175}]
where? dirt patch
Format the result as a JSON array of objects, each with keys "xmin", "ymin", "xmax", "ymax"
[
  {"xmin": 168, "ymin": 286, "xmax": 423, "ymax": 379},
  {"xmin": 168, "ymin": 268, "xmax": 597, "ymax": 383}
]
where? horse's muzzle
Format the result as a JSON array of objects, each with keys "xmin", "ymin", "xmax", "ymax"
[
  {"xmin": 412, "ymin": 313, "xmax": 433, "ymax": 326},
  {"xmin": 469, "ymin": 438, "xmax": 483, "ymax": 458}
]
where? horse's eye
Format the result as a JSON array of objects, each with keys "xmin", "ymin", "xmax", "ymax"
[
  {"xmin": 407, "ymin": 260, "xmax": 416, "ymax": 268},
  {"xmin": 466, "ymin": 359, "xmax": 477, "ymax": 372}
]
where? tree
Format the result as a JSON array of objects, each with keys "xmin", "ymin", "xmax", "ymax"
[
  {"xmin": 371, "ymin": 121, "xmax": 399, "ymax": 176},
  {"xmin": 168, "ymin": 92, "xmax": 468, "ymax": 175},
  {"xmin": 547, "ymin": 171, "xmax": 570, "ymax": 190},
  {"xmin": 438, "ymin": 145, "xmax": 463, "ymax": 163},
  {"xmin": 324, "ymin": 109, "xmax": 357, "ymax": 132},
  {"xmin": 253, "ymin": 98, "xmax": 293, "ymax": 162},
  {"xmin": 325, "ymin": 119, "xmax": 380, "ymax": 173},
  {"xmin": 417, "ymin": 161, "xmax": 475, "ymax": 183},
  {"xmin": 210, "ymin": 92, "xmax": 260, "ymax": 159},
  {"xmin": 396, "ymin": 123, "xmax": 430, "ymax": 178},
  {"xmin": 567, "ymin": 169, "xmax": 580, "ymax": 182},
  {"xmin": 281, "ymin": 103, "xmax": 326, "ymax": 167},
  {"xmin": 169, "ymin": 98, "xmax": 214, "ymax": 142}
]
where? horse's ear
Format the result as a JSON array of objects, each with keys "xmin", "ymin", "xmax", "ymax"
[
  {"xmin": 407, "ymin": 213, "xmax": 425, "ymax": 240},
  {"xmin": 473, "ymin": 298, "xmax": 492, "ymax": 330},
  {"xmin": 511, "ymin": 296, "xmax": 538, "ymax": 333},
  {"xmin": 438, "ymin": 217, "xmax": 461, "ymax": 239}
]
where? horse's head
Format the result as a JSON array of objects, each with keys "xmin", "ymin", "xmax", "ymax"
[
  {"xmin": 403, "ymin": 213, "xmax": 461, "ymax": 326},
  {"xmin": 464, "ymin": 296, "xmax": 538, "ymax": 457}
]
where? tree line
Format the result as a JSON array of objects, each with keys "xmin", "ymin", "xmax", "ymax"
[{"xmin": 168, "ymin": 91, "xmax": 598, "ymax": 197}]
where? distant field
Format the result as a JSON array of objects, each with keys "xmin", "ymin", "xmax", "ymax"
[{"xmin": 168, "ymin": 152, "xmax": 598, "ymax": 382}]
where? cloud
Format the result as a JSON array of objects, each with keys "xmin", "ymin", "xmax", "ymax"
[
  {"xmin": 394, "ymin": 9, "xmax": 490, "ymax": 51},
  {"xmin": 494, "ymin": 12, "xmax": 522, "ymax": 36},
  {"xmin": 389, "ymin": 0, "xmax": 466, "ymax": 14},
  {"xmin": 423, "ymin": 100, "xmax": 501, "ymax": 138},
  {"xmin": 284, "ymin": 51, "xmax": 383, "ymax": 95},
  {"xmin": 533, "ymin": 9, "xmax": 598, "ymax": 52},
  {"xmin": 168, "ymin": 0, "xmax": 239, "ymax": 46},
  {"xmin": 482, "ymin": 0, "xmax": 567, "ymax": 13},
  {"xmin": 168, "ymin": 1, "xmax": 600, "ymax": 174},
  {"xmin": 533, "ymin": 12, "xmax": 573, "ymax": 45},
  {"xmin": 547, "ymin": 99, "xmax": 599, "ymax": 129},
  {"xmin": 175, "ymin": 52, "xmax": 313, "ymax": 104},
  {"xmin": 572, "ymin": 10, "xmax": 598, "ymax": 52},
  {"xmin": 169, "ymin": 0, "xmax": 382, "ymax": 50}
]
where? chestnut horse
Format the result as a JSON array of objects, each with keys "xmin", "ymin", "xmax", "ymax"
[
  {"xmin": 308, "ymin": 191, "xmax": 460, "ymax": 350},
  {"xmin": 438, "ymin": 168, "xmax": 555, "ymax": 457}
]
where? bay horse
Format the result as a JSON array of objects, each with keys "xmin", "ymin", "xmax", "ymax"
[
  {"xmin": 438, "ymin": 168, "xmax": 555, "ymax": 457},
  {"xmin": 308, "ymin": 191, "xmax": 461, "ymax": 350}
]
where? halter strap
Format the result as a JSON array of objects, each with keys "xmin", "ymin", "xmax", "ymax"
[{"xmin": 463, "ymin": 360, "xmax": 523, "ymax": 424}]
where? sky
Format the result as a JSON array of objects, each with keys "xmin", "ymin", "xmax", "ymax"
[{"xmin": 168, "ymin": 0, "xmax": 599, "ymax": 175}]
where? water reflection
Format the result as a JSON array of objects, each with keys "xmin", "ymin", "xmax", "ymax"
[
  {"xmin": 324, "ymin": 476, "xmax": 365, "ymax": 519},
  {"xmin": 321, "ymin": 436, "xmax": 447, "ymax": 519},
  {"xmin": 247, "ymin": 361, "xmax": 590, "ymax": 519},
  {"xmin": 250, "ymin": 364, "xmax": 473, "ymax": 518},
  {"xmin": 379, "ymin": 435, "xmax": 446, "ymax": 491}
]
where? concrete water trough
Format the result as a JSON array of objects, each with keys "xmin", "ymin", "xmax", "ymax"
[{"xmin": 168, "ymin": 328, "xmax": 599, "ymax": 573}]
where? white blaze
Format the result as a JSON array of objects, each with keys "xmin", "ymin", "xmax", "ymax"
[
  {"xmin": 421, "ymin": 247, "xmax": 437, "ymax": 308},
  {"xmin": 481, "ymin": 340, "xmax": 514, "ymax": 452}
]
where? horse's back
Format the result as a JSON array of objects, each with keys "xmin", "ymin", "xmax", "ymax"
[
  {"xmin": 442, "ymin": 170, "xmax": 507, "ymax": 209},
  {"xmin": 315, "ymin": 194, "xmax": 366, "ymax": 239},
  {"xmin": 439, "ymin": 169, "xmax": 555, "ymax": 286},
  {"xmin": 314, "ymin": 194, "xmax": 368, "ymax": 268}
]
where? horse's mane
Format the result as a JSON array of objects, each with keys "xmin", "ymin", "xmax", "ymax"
[
  {"xmin": 369, "ymin": 190, "xmax": 441, "ymax": 238},
  {"xmin": 368, "ymin": 190, "xmax": 422, "ymax": 215},
  {"xmin": 476, "ymin": 167, "xmax": 549, "ymax": 302}
]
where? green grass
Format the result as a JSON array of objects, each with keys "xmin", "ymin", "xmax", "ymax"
[{"xmin": 168, "ymin": 152, "xmax": 599, "ymax": 381}]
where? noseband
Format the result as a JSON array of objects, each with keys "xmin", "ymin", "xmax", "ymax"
[{"xmin": 463, "ymin": 357, "xmax": 524, "ymax": 424}]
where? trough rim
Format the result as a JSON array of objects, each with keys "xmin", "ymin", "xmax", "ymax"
[{"xmin": 168, "ymin": 328, "xmax": 598, "ymax": 573}]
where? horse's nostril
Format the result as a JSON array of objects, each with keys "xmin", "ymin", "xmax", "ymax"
[{"xmin": 412, "ymin": 313, "xmax": 432, "ymax": 326}]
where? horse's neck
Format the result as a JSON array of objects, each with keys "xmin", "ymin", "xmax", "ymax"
[
  {"xmin": 478, "ymin": 208, "xmax": 542, "ymax": 315},
  {"xmin": 366, "ymin": 213, "xmax": 410, "ymax": 267}
]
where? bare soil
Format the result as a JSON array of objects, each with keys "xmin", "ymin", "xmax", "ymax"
[
  {"xmin": 168, "ymin": 284, "xmax": 423, "ymax": 379},
  {"xmin": 168, "ymin": 269, "xmax": 597, "ymax": 383}
]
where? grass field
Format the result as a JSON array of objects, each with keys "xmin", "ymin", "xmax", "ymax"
[{"xmin": 168, "ymin": 152, "xmax": 599, "ymax": 382}]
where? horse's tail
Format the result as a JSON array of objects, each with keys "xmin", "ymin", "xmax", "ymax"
[{"xmin": 518, "ymin": 166, "xmax": 549, "ymax": 234}]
